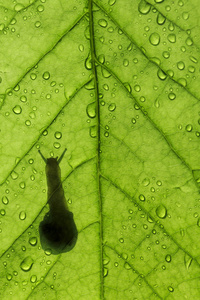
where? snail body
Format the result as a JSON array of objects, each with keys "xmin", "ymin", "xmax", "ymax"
[{"xmin": 38, "ymin": 149, "xmax": 77, "ymax": 254}]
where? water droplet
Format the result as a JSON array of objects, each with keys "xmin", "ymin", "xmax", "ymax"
[
  {"xmin": 19, "ymin": 182, "xmax": 26, "ymax": 189},
  {"xmin": 103, "ymin": 268, "xmax": 108, "ymax": 277},
  {"xmin": 119, "ymin": 238, "xmax": 124, "ymax": 243},
  {"xmin": 20, "ymin": 256, "xmax": 34, "ymax": 272},
  {"xmin": 157, "ymin": 13, "xmax": 166, "ymax": 25},
  {"xmin": 188, "ymin": 66, "xmax": 195, "ymax": 73},
  {"xmin": 157, "ymin": 69, "xmax": 167, "ymax": 80},
  {"xmin": 30, "ymin": 275, "xmax": 37, "ymax": 283},
  {"xmin": 138, "ymin": 0, "xmax": 151, "ymax": 15},
  {"xmin": 139, "ymin": 194, "xmax": 145, "ymax": 201},
  {"xmin": 86, "ymin": 102, "xmax": 96, "ymax": 118},
  {"xmin": 43, "ymin": 71, "xmax": 50, "ymax": 80},
  {"xmin": 163, "ymin": 51, "xmax": 170, "ymax": 59},
  {"xmin": 124, "ymin": 82, "xmax": 132, "ymax": 93},
  {"xmin": 20, "ymin": 95, "xmax": 27, "ymax": 103},
  {"xmin": 185, "ymin": 124, "xmax": 193, "ymax": 132},
  {"xmin": 168, "ymin": 286, "xmax": 174, "ymax": 292},
  {"xmin": 177, "ymin": 61, "xmax": 185, "ymax": 70},
  {"xmin": 45, "ymin": 248, "xmax": 52, "ymax": 256},
  {"xmin": 98, "ymin": 19, "xmax": 108, "ymax": 28},
  {"xmin": 168, "ymin": 92, "xmax": 176, "ymax": 100},
  {"xmin": 186, "ymin": 37, "xmax": 193, "ymax": 46},
  {"xmin": 124, "ymin": 262, "xmax": 131, "ymax": 270},
  {"xmin": 6, "ymin": 273, "xmax": 12, "ymax": 281},
  {"xmin": 132, "ymin": 118, "xmax": 136, "ymax": 124},
  {"xmin": 19, "ymin": 211, "xmax": 26, "ymax": 220},
  {"xmin": 134, "ymin": 84, "xmax": 141, "ymax": 92},
  {"xmin": 123, "ymin": 59, "xmax": 129, "ymax": 67},
  {"xmin": 29, "ymin": 237, "xmax": 37, "ymax": 246},
  {"xmin": 149, "ymin": 33, "xmax": 160, "ymax": 46},
  {"xmin": 108, "ymin": 0, "xmax": 116, "ymax": 5},
  {"xmin": 2, "ymin": 196, "xmax": 9, "ymax": 205},
  {"xmin": 167, "ymin": 33, "xmax": 176, "ymax": 43},
  {"xmin": 12, "ymin": 105, "xmax": 22, "ymax": 114},
  {"xmin": 184, "ymin": 254, "xmax": 192, "ymax": 270},
  {"xmin": 89, "ymin": 125, "xmax": 97, "ymax": 138},
  {"xmin": 165, "ymin": 254, "xmax": 171, "ymax": 263},
  {"xmin": 35, "ymin": 21, "xmax": 41, "ymax": 28},
  {"xmin": 156, "ymin": 204, "xmax": 167, "ymax": 219},
  {"xmin": 101, "ymin": 68, "xmax": 111, "ymax": 78},
  {"xmin": 0, "ymin": 209, "xmax": 6, "ymax": 216},
  {"xmin": 142, "ymin": 178, "xmax": 150, "ymax": 186},
  {"xmin": 98, "ymin": 54, "xmax": 105, "ymax": 64},
  {"xmin": 178, "ymin": 78, "xmax": 187, "ymax": 87},
  {"xmin": 54, "ymin": 131, "xmax": 62, "ymax": 139},
  {"xmin": 37, "ymin": 5, "xmax": 44, "ymax": 12},
  {"xmin": 108, "ymin": 103, "xmax": 116, "ymax": 112},
  {"xmin": 14, "ymin": 3, "xmax": 25, "ymax": 11}
]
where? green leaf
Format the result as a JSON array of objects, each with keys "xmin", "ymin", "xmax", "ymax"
[{"xmin": 0, "ymin": 0, "xmax": 200, "ymax": 299}]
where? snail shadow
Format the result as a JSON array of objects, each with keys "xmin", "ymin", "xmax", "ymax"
[{"xmin": 39, "ymin": 208, "xmax": 78, "ymax": 255}]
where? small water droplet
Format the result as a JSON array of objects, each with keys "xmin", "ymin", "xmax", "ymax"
[
  {"xmin": 0, "ymin": 209, "xmax": 6, "ymax": 216},
  {"xmin": 149, "ymin": 33, "xmax": 160, "ymax": 46},
  {"xmin": 29, "ymin": 237, "xmax": 37, "ymax": 246},
  {"xmin": 20, "ymin": 256, "xmax": 34, "ymax": 272},
  {"xmin": 12, "ymin": 105, "xmax": 22, "ymax": 114},
  {"xmin": 86, "ymin": 102, "xmax": 96, "ymax": 118},
  {"xmin": 98, "ymin": 19, "xmax": 108, "ymax": 28},
  {"xmin": 165, "ymin": 254, "xmax": 171, "ymax": 263},
  {"xmin": 185, "ymin": 124, "xmax": 193, "ymax": 132},
  {"xmin": 2, "ymin": 196, "xmax": 9, "ymax": 205},
  {"xmin": 167, "ymin": 34, "xmax": 176, "ymax": 43},
  {"xmin": 19, "ymin": 211, "xmax": 26, "ymax": 220},
  {"xmin": 139, "ymin": 194, "xmax": 145, "ymax": 201},
  {"xmin": 43, "ymin": 71, "xmax": 50, "ymax": 80},
  {"xmin": 30, "ymin": 275, "xmax": 37, "ymax": 283},
  {"xmin": 108, "ymin": 103, "xmax": 116, "ymax": 112},
  {"xmin": 156, "ymin": 204, "xmax": 167, "ymax": 219},
  {"xmin": 89, "ymin": 125, "xmax": 97, "ymax": 138}
]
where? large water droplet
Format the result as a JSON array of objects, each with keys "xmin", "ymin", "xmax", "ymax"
[
  {"xmin": 29, "ymin": 237, "xmax": 38, "ymax": 246},
  {"xmin": 19, "ymin": 211, "xmax": 26, "ymax": 220},
  {"xmin": 20, "ymin": 256, "xmax": 34, "ymax": 272},
  {"xmin": 12, "ymin": 105, "xmax": 22, "ymax": 114},
  {"xmin": 138, "ymin": 0, "xmax": 151, "ymax": 14}
]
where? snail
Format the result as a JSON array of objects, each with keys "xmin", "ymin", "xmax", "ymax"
[{"xmin": 38, "ymin": 148, "xmax": 78, "ymax": 254}]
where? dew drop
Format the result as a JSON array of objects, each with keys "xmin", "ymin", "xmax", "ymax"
[
  {"xmin": 0, "ymin": 209, "xmax": 6, "ymax": 216},
  {"xmin": 54, "ymin": 131, "xmax": 62, "ymax": 139},
  {"xmin": 108, "ymin": 103, "xmax": 116, "ymax": 112},
  {"xmin": 185, "ymin": 124, "xmax": 193, "ymax": 132},
  {"xmin": 29, "ymin": 237, "xmax": 37, "ymax": 246},
  {"xmin": 43, "ymin": 71, "xmax": 50, "ymax": 80},
  {"xmin": 165, "ymin": 254, "xmax": 171, "ymax": 263},
  {"xmin": 103, "ymin": 268, "xmax": 108, "ymax": 277},
  {"xmin": 177, "ymin": 61, "xmax": 185, "ymax": 70},
  {"xmin": 53, "ymin": 142, "xmax": 61, "ymax": 149},
  {"xmin": 139, "ymin": 194, "xmax": 145, "ymax": 201},
  {"xmin": 138, "ymin": 0, "xmax": 151, "ymax": 15},
  {"xmin": 142, "ymin": 178, "xmax": 150, "ymax": 186},
  {"xmin": 156, "ymin": 204, "xmax": 167, "ymax": 219},
  {"xmin": 19, "ymin": 211, "xmax": 26, "ymax": 220},
  {"xmin": 12, "ymin": 105, "xmax": 22, "ymax": 114},
  {"xmin": 168, "ymin": 92, "xmax": 176, "ymax": 100},
  {"xmin": 98, "ymin": 19, "xmax": 108, "ymax": 28},
  {"xmin": 89, "ymin": 125, "xmax": 97, "ymax": 138},
  {"xmin": 30, "ymin": 275, "xmax": 37, "ymax": 283},
  {"xmin": 157, "ymin": 69, "xmax": 167, "ymax": 80},
  {"xmin": 20, "ymin": 256, "xmax": 34, "ymax": 272},
  {"xmin": 157, "ymin": 13, "xmax": 166, "ymax": 25},
  {"xmin": 119, "ymin": 238, "xmax": 124, "ymax": 243},
  {"xmin": 6, "ymin": 274, "xmax": 12, "ymax": 281},
  {"xmin": 108, "ymin": 0, "xmax": 116, "ymax": 5},
  {"xmin": 20, "ymin": 95, "xmax": 27, "ymax": 103},
  {"xmin": 2, "ymin": 196, "xmax": 9, "ymax": 205},
  {"xmin": 149, "ymin": 33, "xmax": 160, "ymax": 46},
  {"xmin": 167, "ymin": 33, "xmax": 176, "ymax": 43},
  {"xmin": 86, "ymin": 102, "xmax": 96, "ymax": 118},
  {"xmin": 37, "ymin": 5, "xmax": 44, "ymax": 12}
]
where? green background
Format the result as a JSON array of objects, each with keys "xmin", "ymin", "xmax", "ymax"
[{"xmin": 0, "ymin": 0, "xmax": 200, "ymax": 299}]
